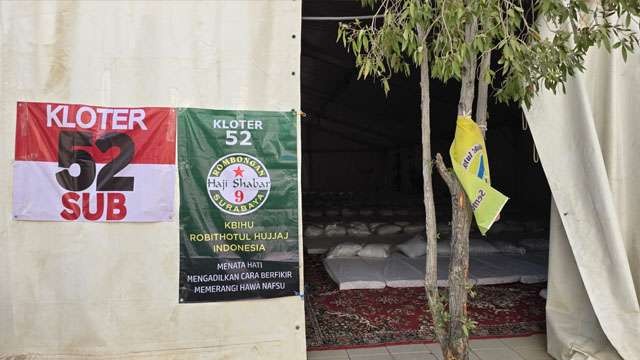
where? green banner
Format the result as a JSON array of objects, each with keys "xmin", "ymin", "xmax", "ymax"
[{"xmin": 178, "ymin": 108, "xmax": 300, "ymax": 302}]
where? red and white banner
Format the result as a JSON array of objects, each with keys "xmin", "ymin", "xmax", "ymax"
[{"xmin": 13, "ymin": 102, "xmax": 176, "ymax": 222}]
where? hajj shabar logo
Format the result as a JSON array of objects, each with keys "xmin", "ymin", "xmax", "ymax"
[{"xmin": 206, "ymin": 153, "xmax": 271, "ymax": 216}]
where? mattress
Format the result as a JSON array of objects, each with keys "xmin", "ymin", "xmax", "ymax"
[
  {"xmin": 469, "ymin": 256, "xmax": 528, "ymax": 285},
  {"xmin": 322, "ymin": 256, "xmax": 387, "ymax": 290},
  {"xmin": 476, "ymin": 255, "xmax": 547, "ymax": 284},
  {"xmin": 323, "ymin": 252, "xmax": 547, "ymax": 290},
  {"xmin": 383, "ymin": 253, "xmax": 461, "ymax": 288}
]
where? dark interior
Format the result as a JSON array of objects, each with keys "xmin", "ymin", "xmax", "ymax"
[{"xmin": 301, "ymin": 0, "xmax": 550, "ymax": 232}]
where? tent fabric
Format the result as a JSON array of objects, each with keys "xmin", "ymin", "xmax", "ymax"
[
  {"xmin": 525, "ymin": 37, "xmax": 640, "ymax": 359},
  {"xmin": 0, "ymin": 2, "xmax": 304, "ymax": 359}
]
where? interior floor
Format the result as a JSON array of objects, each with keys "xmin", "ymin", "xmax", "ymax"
[
  {"xmin": 305, "ymin": 254, "xmax": 546, "ymax": 351},
  {"xmin": 307, "ymin": 334, "xmax": 552, "ymax": 360}
]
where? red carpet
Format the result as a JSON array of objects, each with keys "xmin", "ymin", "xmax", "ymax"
[{"xmin": 304, "ymin": 255, "xmax": 546, "ymax": 350}]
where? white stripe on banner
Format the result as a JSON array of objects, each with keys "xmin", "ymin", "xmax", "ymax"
[{"xmin": 13, "ymin": 161, "xmax": 175, "ymax": 222}]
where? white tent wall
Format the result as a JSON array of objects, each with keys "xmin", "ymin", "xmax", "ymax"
[
  {"xmin": 525, "ymin": 31, "xmax": 640, "ymax": 359},
  {"xmin": 0, "ymin": 2, "xmax": 305, "ymax": 359}
]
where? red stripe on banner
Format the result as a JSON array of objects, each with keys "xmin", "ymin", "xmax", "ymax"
[{"xmin": 14, "ymin": 102, "xmax": 176, "ymax": 164}]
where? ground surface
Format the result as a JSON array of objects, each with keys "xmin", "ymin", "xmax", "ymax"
[{"xmin": 307, "ymin": 334, "xmax": 554, "ymax": 359}]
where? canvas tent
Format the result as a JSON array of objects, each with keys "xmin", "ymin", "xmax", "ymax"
[
  {"xmin": 0, "ymin": 1, "xmax": 639, "ymax": 359},
  {"xmin": 525, "ymin": 38, "xmax": 640, "ymax": 359},
  {"xmin": 0, "ymin": 2, "xmax": 306, "ymax": 359}
]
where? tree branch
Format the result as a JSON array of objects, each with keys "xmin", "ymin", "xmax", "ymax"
[
  {"xmin": 435, "ymin": 153, "xmax": 454, "ymax": 192},
  {"xmin": 457, "ymin": 16, "xmax": 478, "ymax": 116},
  {"xmin": 476, "ymin": 51, "xmax": 491, "ymax": 138}
]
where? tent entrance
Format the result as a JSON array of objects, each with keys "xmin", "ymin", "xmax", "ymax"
[{"xmin": 301, "ymin": 1, "xmax": 551, "ymax": 351}]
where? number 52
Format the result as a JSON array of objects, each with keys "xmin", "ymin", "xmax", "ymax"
[
  {"xmin": 225, "ymin": 130, "xmax": 252, "ymax": 146},
  {"xmin": 56, "ymin": 131, "xmax": 135, "ymax": 192}
]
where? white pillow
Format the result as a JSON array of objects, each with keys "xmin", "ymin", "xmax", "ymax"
[
  {"xmin": 368, "ymin": 222, "xmax": 386, "ymax": 231},
  {"xmin": 539, "ymin": 289, "xmax": 547, "ymax": 299},
  {"xmin": 304, "ymin": 225, "xmax": 324, "ymax": 237},
  {"xmin": 325, "ymin": 224, "xmax": 347, "ymax": 237},
  {"xmin": 325, "ymin": 243, "xmax": 362, "ymax": 258},
  {"xmin": 347, "ymin": 222, "xmax": 371, "ymax": 237},
  {"xmin": 375, "ymin": 224, "xmax": 403, "ymax": 235},
  {"xmin": 396, "ymin": 235, "xmax": 427, "ymax": 258},
  {"xmin": 357, "ymin": 243, "xmax": 391, "ymax": 258},
  {"xmin": 403, "ymin": 224, "xmax": 426, "ymax": 234}
]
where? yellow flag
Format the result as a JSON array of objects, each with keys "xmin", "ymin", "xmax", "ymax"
[{"xmin": 450, "ymin": 116, "xmax": 508, "ymax": 235}]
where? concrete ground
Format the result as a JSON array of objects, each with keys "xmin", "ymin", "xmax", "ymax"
[{"xmin": 307, "ymin": 334, "xmax": 553, "ymax": 360}]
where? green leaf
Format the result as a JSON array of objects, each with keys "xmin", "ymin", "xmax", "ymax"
[
  {"xmin": 452, "ymin": 62, "xmax": 461, "ymax": 78},
  {"xmin": 503, "ymin": 44, "xmax": 513, "ymax": 59},
  {"xmin": 383, "ymin": 79, "xmax": 390, "ymax": 95}
]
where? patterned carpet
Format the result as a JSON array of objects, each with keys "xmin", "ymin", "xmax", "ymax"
[{"xmin": 304, "ymin": 255, "xmax": 546, "ymax": 350}]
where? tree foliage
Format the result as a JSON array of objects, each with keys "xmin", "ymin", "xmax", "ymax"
[
  {"xmin": 337, "ymin": 2, "xmax": 638, "ymax": 358},
  {"xmin": 337, "ymin": 0, "xmax": 640, "ymax": 106}
]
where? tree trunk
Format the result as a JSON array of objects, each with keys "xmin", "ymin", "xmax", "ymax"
[
  {"xmin": 443, "ymin": 182, "xmax": 473, "ymax": 360},
  {"xmin": 434, "ymin": 154, "xmax": 473, "ymax": 360},
  {"xmin": 417, "ymin": 28, "xmax": 447, "ymax": 345},
  {"xmin": 439, "ymin": 13, "xmax": 479, "ymax": 360}
]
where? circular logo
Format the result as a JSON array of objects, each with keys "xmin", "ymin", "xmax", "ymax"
[{"xmin": 206, "ymin": 153, "xmax": 271, "ymax": 216}]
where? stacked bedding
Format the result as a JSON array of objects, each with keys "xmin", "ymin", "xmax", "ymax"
[
  {"xmin": 319, "ymin": 236, "xmax": 548, "ymax": 290},
  {"xmin": 323, "ymin": 253, "xmax": 548, "ymax": 290},
  {"xmin": 304, "ymin": 221, "xmax": 549, "ymax": 256}
]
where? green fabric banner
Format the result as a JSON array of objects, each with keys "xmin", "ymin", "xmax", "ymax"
[{"xmin": 178, "ymin": 108, "xmax": 300, "ymax": 302}]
